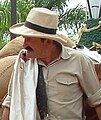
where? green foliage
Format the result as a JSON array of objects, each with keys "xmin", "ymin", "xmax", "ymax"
[
  {"xmin": 16, "ymin": 0, "xmax": 34, "ymax": 22},
  {"xmin": 0, "ymin": 0, "xmax": 10, "ymax": 48},
  {"xmin": 59, "ymin": 4, "xmax": 86, "ymax": 33},
  {"xmin": 79, "ymin": 18, "xmax": 101, "ymax": 53},
  {"xmin": 0, "ymin": 0, "xmax": 86, "ymax": 49},
  {"xmin": 0, "ymin": 39, "xmax": 7, "ymax": 49},
  {"xmin": 0, "ymin": 0, "xmax": 34, "ymax": 46},
  {"xmin": 79, "ymin": 18, "xmax": 101, "ymax": 47},
  {"xmin": 34, "ymin": 0, "xmax": 67, "ymax": 10},
  {"xmin": 0, "ymin": 0, "xmax": 10, "ymax": 30}
]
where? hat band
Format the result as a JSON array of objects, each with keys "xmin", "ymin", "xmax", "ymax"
[{"xmin": 24, "ymin": 21, "xmax": 57, "ymax": 34}]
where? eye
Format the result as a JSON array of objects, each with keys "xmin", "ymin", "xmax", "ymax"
[
  {"xmin": 99, "ymin": 78, "xmax": 101, "ymax": 81},
  {"xmin": 25, "ymin": 46, "xmax": 33, "ymax": 51}
]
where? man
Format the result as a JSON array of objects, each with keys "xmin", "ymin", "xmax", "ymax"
[{"xmin": 2, "ymin": 7, "xmax": 101, "ymax": 120}]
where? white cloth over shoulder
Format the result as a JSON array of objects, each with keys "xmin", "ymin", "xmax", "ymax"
[{"xmin": 9, "ymin": 49, "xmax": 38, "ymax": 120}]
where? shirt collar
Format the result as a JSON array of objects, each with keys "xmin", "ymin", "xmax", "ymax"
[
  {"xmin": 38, "ymin": 45, "xmax": 71, "ymax": 66},
  {"xmin": 60, "ymin": 45, "xmax": 71, "ymax": 60}
]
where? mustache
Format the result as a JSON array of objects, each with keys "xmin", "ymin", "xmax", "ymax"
[
  {"xmin": 25, "ymin": 46, "xmax": 33, "ymax": 51},
  {"xmin": 22, "ymin": 52, "xmax": 27, "ymax": 56}
]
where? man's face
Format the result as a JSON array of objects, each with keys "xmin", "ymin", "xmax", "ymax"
[{"xmin": 23, "ymin": 37, "xmax": 46, "ymax": 59}]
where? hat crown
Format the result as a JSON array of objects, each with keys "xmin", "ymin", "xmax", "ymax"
[
  {"xmin": 26, "ymin": 7, "xmax": 58, "ymax": 29},
  {"xmin": 9, "ymin": 7, "xmax": 70, "ymax": 46}
]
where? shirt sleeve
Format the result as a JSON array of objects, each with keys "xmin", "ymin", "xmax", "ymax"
[{"xmin": 77, "ymin": 54, "xmax": 101, "ymax": 107}]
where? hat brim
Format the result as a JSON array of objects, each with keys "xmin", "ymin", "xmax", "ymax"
[{"xmin": 9, "ymin": 22, "xmax": 68, "ymax": 46}]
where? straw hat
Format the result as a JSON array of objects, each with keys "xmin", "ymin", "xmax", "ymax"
[
  {"xmin": 9, "ymin": 7, "xmax": 69, "ymax": 46},
  {"xmin": 58, "ymin": 34, "xmax": 75, "ymax": 47},
  {"xmin": 0, "ymin": 55, "xmax": 17, "ymax": 100},
  {"xmin": 0, "ymin": 36, "xmax": 24, "ymax": 59}
]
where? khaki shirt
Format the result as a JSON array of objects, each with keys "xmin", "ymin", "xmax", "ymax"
[{"xmin": 3, "ymin": 46, "xmax": 101, "ymax": 120}]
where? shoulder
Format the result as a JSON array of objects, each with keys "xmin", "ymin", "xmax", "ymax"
[
  {"xmin": 62, "ymin": 46, "xmax": 94, "ymax": 64},
  {"xmin": 63, "ymin": 46, "xmax": 87, "ymax": 58}
]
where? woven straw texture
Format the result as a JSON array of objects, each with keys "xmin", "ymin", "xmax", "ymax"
[
  {"xmin": 0, "ymin": 36, "xmax": 23, "ymax": 59},
  {"xmin": 0, "ymin": 55, "xmax": 17, "ymax": 100},
  {"xmin": 0, "ymin": 36, "xmax": 23, "ymax": 101}
]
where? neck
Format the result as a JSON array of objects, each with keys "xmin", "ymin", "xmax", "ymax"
[{"xmin": 39, "ymin": 47, "xmax": 62, "ymax": 65}]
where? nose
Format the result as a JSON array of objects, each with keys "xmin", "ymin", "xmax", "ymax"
[{"xmin": 23, "ymin": 38, "xmax": 29, "ymax": 48}]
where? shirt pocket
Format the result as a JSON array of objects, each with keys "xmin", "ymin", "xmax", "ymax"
[
  {"xmin": 56, "ymin": 77, "xmax": 78, "ymax": 85},
  {"xmin": 55, "ymin": 77, "xmax": 80, "ymax": 100}
]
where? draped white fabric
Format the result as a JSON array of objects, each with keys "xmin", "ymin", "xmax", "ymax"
[{"xmin": 9, "ymin": 49, "xmax": 38, "ymax": 120}]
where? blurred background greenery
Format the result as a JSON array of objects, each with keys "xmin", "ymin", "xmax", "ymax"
[{"xmin": 0, "ymin": 0, "xmax": 86, "ymax": 49}]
